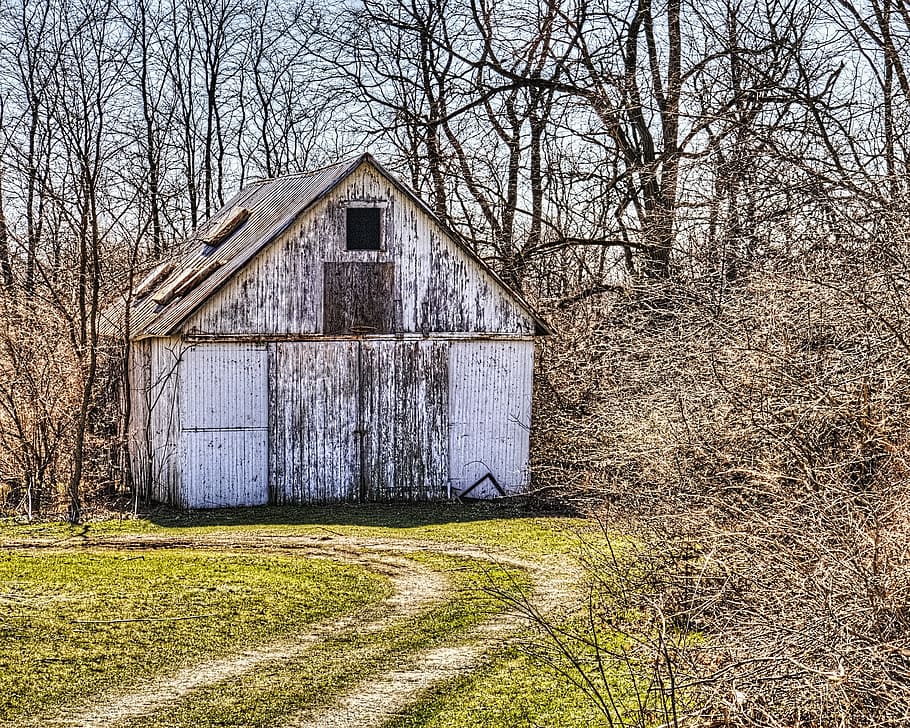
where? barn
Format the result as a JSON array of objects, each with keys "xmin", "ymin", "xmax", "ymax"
[{"xmin": 107, "ymin": 154, "xmax": 549, "ymax": 508}]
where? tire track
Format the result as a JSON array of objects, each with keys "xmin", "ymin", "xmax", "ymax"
[
  {"xmin": 10, "ymin": 532, "xmax": 580, "ymax": 728},
  {"xmin": 27, "ymin": 550, "xmax": 448, "ymax": 728},
  {"xmin": 277, "ymin": 537, "xmax": 579, "ymax": 728}
]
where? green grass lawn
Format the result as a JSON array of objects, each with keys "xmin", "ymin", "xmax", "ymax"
[
  {"xmin": 0, "ymin": 504, "xmax": 623, "ymax": 728},
  {"xmin": 384, "ymin": 647, "xmax": 612, "ymax": 728},
  {"xmin": 0, "ymin": 503, "xmax": 594, "ymax": 556},
  {"xmin": 0, "ymin": 548, "xmax": 388, "ymax": 725}
]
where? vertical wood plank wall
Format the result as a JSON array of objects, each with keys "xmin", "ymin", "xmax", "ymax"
[
  {"xmin": 269, "ymin": 340, "xmax": 448, "ymax": 503},
  {"xmin": 139, "ymin": 337, "xmax": 534, "ymax": 504},
  {"xmin": 127, "ymin": 339, "xmax": 152, "ymax": 497},
  {"xmin": 359, "ymin": 340, "xmax": 449, "ymax": 501},
  {"xmin": 178, "ymin": 343, "xmax": 269, "ymax": 507},
  {"xmin": 270, "ymin": 341, "xmax": 360, "ymax": 503},
  {"xmin": 148, "ymin": 337, "xmax": 183, "ymax": 503},
  {"xmin": 448, "ymin": 341, "xmax": 534, "ymax": 495}
]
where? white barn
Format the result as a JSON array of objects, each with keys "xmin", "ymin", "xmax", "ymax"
[{"xmin": 108, "ymin": 154, "xmax": 549, "ymax": 508}]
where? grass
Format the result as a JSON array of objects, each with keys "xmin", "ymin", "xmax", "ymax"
[
  {"xmin": 120, "ymin": 552, "xmax": 530, "ymax": 728},
  {"xmin": 0, "ymin": 548, "xmax": 388, "ymax": 725},
  {"xmin": 0, "ymin": 503, "xmax": 595, "ymax": 557},
  {"xmin": 383, "ymin": 647, "xmax": 613, "ymax": 728},
  {"xmin": 0, "ymin": 503, "xmax": 629, "ymax": 728}
]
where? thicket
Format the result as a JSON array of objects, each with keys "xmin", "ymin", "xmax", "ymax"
[{"xmin": 532, "ymin": 264, "xmax": 910, "ymax": 724}]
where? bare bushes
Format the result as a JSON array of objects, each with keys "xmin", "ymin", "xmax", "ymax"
[
  {"xmin": 0, "ymin": 298, "xmax": 79, "ymax": 515},
  {"xmin": 0, "ymin": 296, "xmax": 118, "ymax": 518},
  {"xmin": 532, "ymin": 269, "xmax": 910, "ymax": 725}
]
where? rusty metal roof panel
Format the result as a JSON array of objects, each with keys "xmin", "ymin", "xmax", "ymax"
[{"xmin": 108, "ymin": 157, "xmax": 361, "ymax": 339}]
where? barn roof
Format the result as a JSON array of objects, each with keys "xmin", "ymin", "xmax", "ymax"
[{"xmin": 101, "ymin": 154, "xmax": 550, "ymax": 339}]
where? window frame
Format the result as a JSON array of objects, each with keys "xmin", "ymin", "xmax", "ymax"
[{"xmin": 343, "ymin": 202, "xmax": 386, "ymax": 252}]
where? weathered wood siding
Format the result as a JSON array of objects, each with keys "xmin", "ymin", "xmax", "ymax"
[
  {"xmin": 448, "ymin": 341, "xmax": 533, "ymax": 495},
  {"xmin": 127, "ymin": 339, "xmax": 152, "ymax": 497},
  {"xmin": 359, "ymin": 340, "xmax": 448, "ymax": 500},
  {"xmin": 147, "ymin": 337, "xmax": 183, "ymax": 503},
  {"xmin": 136, "ymin": 333, "xmax": 535, "ymax": 506},
  {"xmin": 183, "ymin": 165, "xmax": 535, "ymax": 337},
  {"xmin": 323, "ymin": 262, "xmax": 396, "ymax": 334},
  {"xmin": 178, "ymin": 343, "xmax": 269, "ymax": 507},
  {"xmin": 270, "ymin": 341, "xmax": 360, "ymax": 503},
  {"xmin": 270, "ymin": 339, "xmax": 448, "ymax": 503}
]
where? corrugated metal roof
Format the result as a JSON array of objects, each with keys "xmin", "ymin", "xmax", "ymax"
[
  {"xmin": 101, "ymin": 153, "xmax": 551, "ymax": 339},
  {"xmin": 101, "ymin": 157, "xmax": 361, "ymax": 338}
]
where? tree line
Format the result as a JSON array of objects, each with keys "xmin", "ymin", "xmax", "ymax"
[
  {"xmin": 0, "ymin": 0, "xmax": 904, "ymax": 512},
  {"xmin": 0, "ymin": 0, "xmax": 904, "ymax": 509}
]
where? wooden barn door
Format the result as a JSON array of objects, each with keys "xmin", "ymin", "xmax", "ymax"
[
  {"xmin": 359, "ymin": 340, "xmax": 448, "ymax": 501},
  {"xmin": 270, "ymin": 341, "xmax": 361, "ymax": 502},
  {"xmin": 270, "ymin": 340, "xmax": 447, "ymax": 502},
  {"xmin": 179, "ymin": 344, "xmax": 269, "ymax": 508}
]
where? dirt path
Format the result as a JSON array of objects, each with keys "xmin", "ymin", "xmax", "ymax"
[
  {"xmin": 14, "ymin": 532, "xmax": 580, "ymax": 728},
  {"xmin": 276, "ymin": 537, "xmax": 578, "ymax": 728},
  {"xmin": 31, "ymin": 548, "xmax": 449, "ymax": 728}
]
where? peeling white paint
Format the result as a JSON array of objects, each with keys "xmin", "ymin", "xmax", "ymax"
[{"xmin": 127, "ymin": 162, "xmax": 540, "ymax": 507}]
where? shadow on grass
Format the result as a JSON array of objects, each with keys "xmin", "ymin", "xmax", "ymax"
[{"xmin": 144, "ymin": 500, "xmax": 555, "ymax": 531}]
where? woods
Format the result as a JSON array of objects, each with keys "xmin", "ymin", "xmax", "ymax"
[{"xmin": 1, "ymin": 0, "xmax": 910, "ymax": 723}]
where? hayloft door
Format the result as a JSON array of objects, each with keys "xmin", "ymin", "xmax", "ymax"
[{"xmin": 179, "ymin": 344, "xmax": 269, "ymax": 508}]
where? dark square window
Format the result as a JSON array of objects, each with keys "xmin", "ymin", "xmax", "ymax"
[{"xmin": 346, "ymin": 207, "xmax": 382, "ymax": 250}]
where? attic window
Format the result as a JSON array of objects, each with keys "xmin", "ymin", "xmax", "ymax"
[{"xmin": 346, "ymin": 207, "xmax": 382, "ymax": 250}]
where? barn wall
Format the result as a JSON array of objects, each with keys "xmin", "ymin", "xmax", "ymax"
[
  {"xmin": 134, "ymin": 334, "xmax": 533, "ymax": 506},
  {"xmin": 448, "ymin": 340, "xmax": 534, "ymax": 496},
  {"xmin": 183, "ymin": 164, "xmax": 535, "ymax": 337},
  {"xmin": 147, "ymin": 337, "xmax": 183, "ymax": 503},
  {"xmin": 127, "ymin": 339, "xmax": 152, "ymax": 498}
]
